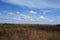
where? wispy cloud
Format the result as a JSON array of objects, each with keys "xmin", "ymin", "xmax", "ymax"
[
  {"xmin": 19, "ymin": 14, "xmax": 35, "ymax": 21},
  {"xmin": 0, "ymin": 13, "xmax": 3, "ymax": 19},
  {"xmin": 57, "ymin": 16, "xmax": 60, "ymax": 21},
  {"xmin": 16, "ymin": 11, "xmax": 21, "ymax": 14},
  {"xmin": 2, "ymin": 11, "xmax": 53, "ymax": 22},
  {"xmin": 7, "ymin": 12, "xmax": 14, "ymax": 16},
  {"xmin": 1, "ymin": 0, "xmax": 60, "ymax": 9},
  {"xmin": 42, "ymin": 10, "xmax": 51, "ymax": 14}
]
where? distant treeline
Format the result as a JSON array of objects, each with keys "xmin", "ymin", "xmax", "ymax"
[{"xmin": 56, "ymin": 24, "xmax": 60, "ymax": 26}]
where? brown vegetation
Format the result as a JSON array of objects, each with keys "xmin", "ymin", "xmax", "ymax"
[{"xmin": 0, "ymin": 24, "xmax": 60, "ymax": 40}]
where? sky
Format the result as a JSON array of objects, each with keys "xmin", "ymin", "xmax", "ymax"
[{"xmin": 0, "ymin": 0, "xmax": 60, "ymax": 24}]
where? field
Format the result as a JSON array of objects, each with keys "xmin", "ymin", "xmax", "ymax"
[{"xmin": 0, "ymin": 24, "xmax": 60, "ymax": 40}]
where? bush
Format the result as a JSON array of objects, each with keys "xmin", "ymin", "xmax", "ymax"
[{"xmin": 48, "ymin": 36, "xmax": 60, "ymax": 40}]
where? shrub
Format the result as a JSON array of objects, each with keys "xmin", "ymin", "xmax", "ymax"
[{"xmin": 48, "ymin": 36, "xmax": 60, "ymax": 40}]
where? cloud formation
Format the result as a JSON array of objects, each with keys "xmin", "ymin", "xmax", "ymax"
[
  {"xmin": 29, "ymin": 10, "xmax": 37, "ymax": 14},
  {"xmin": 39, "ymin": 16, "xmax": 45, "ymax": 20},
  {"xmin": 19, "ymin": 14, "xmax": 35, "ymax": 21},
  {"xmin": 16, "ymin": 12, "xmax": 21, "ymax": 14},
  {"xmin": 1, "ymin": 0, "xmax": 60, "ymax": 9},
  {"xmin": 57, "ymin": 16, "xmax": 60, "ymax": 21},
  {"xmin": 0, "ymin": 10, "xmax": 58, "ymax": 24},
  {"xmin": 7, "ymin": 12, "xmax": 14, "ymax": 16},
  {"xmin": 0, "ymin": 13, "xmax": 3, "ymax": 19},
  {"xmin": 38, "ymin": 16, "xmax": 54, "ymax": 22},
  {"xmin": 42, "ymin": 10, "xmax": 51, "ymax": 14},
  {"xmin": 3, "ymin": 11, "xmax": 53, "ymax": 22}
]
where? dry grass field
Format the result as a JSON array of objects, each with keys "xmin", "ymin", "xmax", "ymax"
[{"xmin": 0, "ymin": 24, "xmax": 60, "ymax": 40}]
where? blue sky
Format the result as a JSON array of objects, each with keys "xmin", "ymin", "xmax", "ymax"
[{"xmin": 0, "ymin": 0, "xmax": 60, "ymax": 24}]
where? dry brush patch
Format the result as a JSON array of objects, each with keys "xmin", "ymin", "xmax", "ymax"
[{"xmin": 0, "ymin": 24, "xmax": 60, "ymax": 40}]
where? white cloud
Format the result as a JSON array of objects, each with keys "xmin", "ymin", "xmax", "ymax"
[
  {"xmin": 57, "ymin": 16, "xmax": 60, "ymax": 21},
  {"xmin": 6, "ymin": 12, "xmax": 34, "ymax": 21},
  {"xmin": 0, "ymin": 13, "xmax": 3, "ymax": 19},
  {"xmin": 1, "ymin": 0, "xmax": 47, "ymax": 8},
  {"xmin": 0, "ymin": 16, "xmax": 3, "ymax": 19},
  {"xmin": 16, "ymin": 14, "xmax": 35, "ymax": 21},
  {"xmin": 1, "ymin": 0, "xmax": 60, "ymax": 9},
  {"xmin": 17, "ymin": 14, "xmax": 54, "ymax": 22},
  {"xmin": 1, "ymin": 11, "xmax": 54, "ymax": 23},
  {"xmin": 37, "ymin": 16, "xmax": 54, "ymax": 22},
  {"xmin": 16, "ymin": 11, "xmax": 20, "ymax": 14},
  {"xmin": 6, "ymin": 12, "xmax": 15, "ymax": 19},
  {"xmin": 49, "ymin": 20, "xmax": 54, "ymax": 22},
  {"xmin": 16, "ymin": 14, "xmax": 54, "ymax": 22},
  {"xmin": 1, "ymin": 11, "xmax": 55, "ymax": 23},
  {"xmin": 39, "ymin": 16, "xmax": 45, "ymax": 20},
  {"xmin": 7, "ymin": 12, "xmax": 14, "ymax": 16},
  {"xmin": 29, "ymin": 10, "xmax": 37, "ymax": 14}
]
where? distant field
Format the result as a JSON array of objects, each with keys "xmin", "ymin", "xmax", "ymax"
[{"xmin": 0, "ymin": 24, "xmax": 60, "ymax": 40}]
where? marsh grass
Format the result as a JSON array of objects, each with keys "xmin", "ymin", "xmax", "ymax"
[
  {"xmin": 48, "ymin": 36, "xmax": 60, "ymax": 40},
  {"xmin": 0, "ymin": 24, "xmax": 60, "ymax": 40}
]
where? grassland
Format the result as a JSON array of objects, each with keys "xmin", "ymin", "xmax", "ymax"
[{"xmin": 0, "ymin": 24, "xmax": 60, "ymax": 40}]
